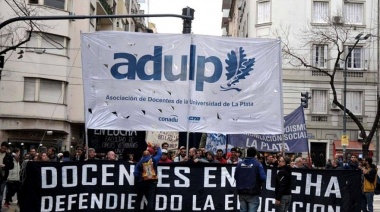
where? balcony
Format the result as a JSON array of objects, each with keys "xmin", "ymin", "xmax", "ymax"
[{"xmin": 96, "ymin": 0, "xmax": 115, "ymax": 28}]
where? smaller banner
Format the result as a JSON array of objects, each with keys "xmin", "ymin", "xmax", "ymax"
[
  {"xmin": 87, "ymin": 129, "xmax": 146, "ymax": 160},
  {"xmin": 229, "ymin": 106, "xmax": 308, "ymax": 153},
  {"xmin": 205, "ymin": 134, "xmax": 233, "ymax": 154},
  {"xmin": 145, "ymin": 131, "xmax": 179, "ymax": 149}
]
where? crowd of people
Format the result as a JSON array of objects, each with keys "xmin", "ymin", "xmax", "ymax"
[{"xmin": 0, "ymin": 140, "xmax": 378, "ymax": 211}]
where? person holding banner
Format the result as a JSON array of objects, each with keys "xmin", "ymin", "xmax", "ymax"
[
  {"xmin": 234, "ymin": 147, "xmax": 266, "ymax": 212},
  {"xmin": 133, "ymin": 145, "xmax": 162, "ymax": 212},
  {"xmin": 361, "ymin": 157, "xmax": 377, "ymax": 212},
  {"xmin": 275, "ymin": 156, "xmax": 292, "ymax": 212}
]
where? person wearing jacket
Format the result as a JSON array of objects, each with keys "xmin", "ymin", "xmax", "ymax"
[
  {"xmin": 275, "ymin": 156, "xmax": 292, "ymax": 212},
  {"xmin": 0, "ymin": 142, "xmax": 14, "ymax": 205},
  {"xmin": 361, "ymin": 157, "xmax": 377, "ymax": 212},
  {"xmin": 133, "ymin": 145, "xmax": 162, "ymax": 212},
  {"xmin": 234, "ymin": 147, "xmax": 266, "ymax": 212},
  {"xmin": 4, "ymin": 148, "xmax": 21, "ymax": 208}
]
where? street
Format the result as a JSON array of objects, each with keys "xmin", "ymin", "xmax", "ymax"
[{"xmin": 375, "ymin": 194, "xmax": 380, "ymax": 211}]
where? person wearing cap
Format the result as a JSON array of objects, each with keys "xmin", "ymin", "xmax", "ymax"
[
  {"xmin": 73, "ymin": 146, "xmax": 85, "ymax": 161},
  {"xmin": 134, "ymin": 145, "xmax": 162, "ymax": 211},
  {"xmin": 159, "ymin": 149, "xmax": 172, "ymax": 163},
  {"xmin": 173, "ymin": 146, "xmax": 187, "ymax": 162}
]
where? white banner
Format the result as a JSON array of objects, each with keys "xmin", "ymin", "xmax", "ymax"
[
  {"xmin": 81, "ymin": 32, "xmax": 283, "ymax": 134},
  {"xmin": 145, "ymin": 131, "xmax": 179, "ymax": 150}
]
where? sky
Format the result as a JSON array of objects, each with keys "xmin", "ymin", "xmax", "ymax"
[{"xmin": 140, "ymin": 0, "xmax": 223, "ymax": 36}]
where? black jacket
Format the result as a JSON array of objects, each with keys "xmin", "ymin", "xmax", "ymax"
[
  {"xmin": 275, "ymin": 165, "xmax": 292, "ymax": 201},
  {"xmin": 1, "ymin": 153, "xmax": 14, "ymax": 182}
]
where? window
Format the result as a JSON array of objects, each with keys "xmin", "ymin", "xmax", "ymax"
[
  {"xmin": 313, "ymin": 44, "xmax": 327, "ymax": 68},
  {"xmin": 346, "ymin": 91, "xmax": 362, "ymax": 115},
  {"xmin": 26, "ymin": 32, "xmax": 67, "ymax": 56},
  {"xmin": 29, "ymin": 0, "xmax": 65, "ymax": 10},
  {"xmin": 44, "ymin": 0, "xmax": 65, "ymax": 9},
  {"xmin": 344, "ymin": 3, "xmax": 363, "ymax": 25},
  {"xmin": 313, "ymin": 1, "xmax": 329, "ymax": 23},
  {"xmin": 312, "ymin": 90, "xmax": 327, "ymax": 114},
  {"xmin": 346, "ymin": 46, "xmax": 364, "ymax": 69},
  {"xmin": 257, "ymin": 1, "xmax": 270, "ymax": 24},
  {"xmin": 24, "ymin": 78, "xmax": 66, "ymax": 104}
]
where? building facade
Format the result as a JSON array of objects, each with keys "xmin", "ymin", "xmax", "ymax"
[
  {"xmin": 0, "ymin": 0, "xmax": 149, "ymax": 155},
  {"xmin": 222, "ymin": 0, "xmax": 379, "ymax": 165}
]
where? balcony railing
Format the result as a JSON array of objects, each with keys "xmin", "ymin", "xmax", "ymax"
[{"xmin": 99, "ymin": 0, "xmax": 114, "ymax": 15}]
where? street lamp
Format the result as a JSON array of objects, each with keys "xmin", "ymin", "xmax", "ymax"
[{"xmin": 343, "ymin": 33, "xmax": 371, "ymax": 161}]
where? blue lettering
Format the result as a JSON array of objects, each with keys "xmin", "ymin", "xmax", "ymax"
[{"xmin": 109, "ymin": 45, "xmax": 224, "ymax": 91}]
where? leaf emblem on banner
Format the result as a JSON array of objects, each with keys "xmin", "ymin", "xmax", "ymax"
[{"xmin": 221, "ymin": 47, "xmax": 255, "ymax": 92}]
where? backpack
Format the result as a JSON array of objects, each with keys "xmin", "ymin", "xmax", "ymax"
[{"xmin": 141, "ymin": 158, "xmax": 157, "ymax": 181}]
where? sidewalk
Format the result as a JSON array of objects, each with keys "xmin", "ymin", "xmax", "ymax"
[{"xmin": 375, "ymin": 194, "xmax": 380, "ymax": 212}]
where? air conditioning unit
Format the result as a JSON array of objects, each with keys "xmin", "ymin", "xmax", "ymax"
[
  {"xmin": 331, "ymin": 102, "xmax": 340, "ymax": 110},
  {"xmin": 332, "ymin": 16, "xmax": 343, "ymax": 25}
]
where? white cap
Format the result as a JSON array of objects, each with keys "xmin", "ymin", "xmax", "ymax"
[{"xmin": 162, "ymin": 149, "xmax": 168, "ymax": 154}]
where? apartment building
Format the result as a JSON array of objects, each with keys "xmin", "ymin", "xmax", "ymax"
[
  {"xmin": 0, "ymin": 0, "xmax": 149, "ymax": 154},
  {"xmin": 222, "ymin": 0, "xmax": 379, "ymax": 165}
]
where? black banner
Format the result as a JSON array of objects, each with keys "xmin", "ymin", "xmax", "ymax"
[
  {"xmin": 20, "ymin": 161, "xmax": 361, "ymax": 212},
  {"xmin": 87, "ymin": 130, "xmax": 146, "ymax": 160}
]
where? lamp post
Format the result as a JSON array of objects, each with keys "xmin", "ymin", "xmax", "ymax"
[{"xmin": 343, "ymin": 33, "xmax": 371, "ymax": 161}]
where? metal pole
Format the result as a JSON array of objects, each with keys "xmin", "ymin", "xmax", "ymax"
[
  {"xmin": 182, "ymin": 7, "xmax": 194, "ymax": 155},
  {"xmin": 0, "ymin": 13, "xmax": 193, "ymax": 31}
]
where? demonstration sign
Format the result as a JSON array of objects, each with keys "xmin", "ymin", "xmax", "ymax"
[
  {"xmin": 228, "ymin": 106, "xmax": 308, "ymax": 153},
  {"xmin": 81, "ymin": 32, "xmax": 283, "ymax": 134},
  {"xmin": 87, "ymin": 129, "xmax": 146, "ymax": 160},
  {"xmin": 21, "ymin": 161, "xmax": 361, "ymax": 212}
]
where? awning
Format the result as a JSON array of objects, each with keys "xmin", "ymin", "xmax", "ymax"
[{"xmin": 333, "ymin": 140, "xmax": 375, "ymax": 151}]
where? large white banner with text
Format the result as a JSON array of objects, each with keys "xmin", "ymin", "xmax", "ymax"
[{"xmin": 81, "ymin": 32, "xmax": 283, "ymax": 134}]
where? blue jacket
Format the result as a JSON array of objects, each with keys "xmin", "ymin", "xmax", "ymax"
[
  {"xmin": 134, "ymin": 147, "xmax": 162, "ymax": 182},
  {"xmin": 234, "ymin": 157, "xmax": 266, "ymax": 195}
]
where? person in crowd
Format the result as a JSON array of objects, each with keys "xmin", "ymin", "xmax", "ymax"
[
  {"xmin": 334, "ymin": 154, "xmax": 343, "ymax": 167},
  {"xmin": 330, "ymin": 159, "xmax": 344, "ymax": 170},
  {"xmin": 361, "ymin": 157, "xmax": 377, "ymax": 212},
  {"xmin": 181, "ymin": 148, "xmax": 196, "ymax": 163},
  {"xmin": 346, "ymin": 154, "xmax": 359, "ymax": 170},
  {"xmin": 39, "ymin": 152, "xmax": 49, "ymax": 161},
  {"xmin": 28, "ymin": 148, "xmax": 36, "ymax": 161},
  {"xmin": 235, "ymin": 147, "xmax": 266, "ymax": 212},
  {"xmin": 159, "ymin": 149, "xmax": 172, "ymax": 163},
  {"xmin": 161, "ymin": 142, "xmax": 169, "ymax": 150},
  {"xmin": 47, "ymin": 147, "xmax": 58, "ymax": 162},
  {"xmin": 173, "ymin": 146, "xmax": 187, "ymax": 162},
  {"xmin": 204, "ymin": 151, "xmax": 219, "ymax": 163},
  {"xmin": 106, "ymin": 151, "xmax": 117, "ymax": 161},
  {"xmin": 302, "ymin": 157, "xmax": 311, "ymax": 169},
  {"xmin": 127, "ymin": 154, "xmax": 135, "ymax": 163},
  {"xmin": 4, "ymin": 148, "xmax": 21, "ymax": 208},
  {"xmin": 293, "ymin": 157, "xmax": 308, "ymax": 169},
  {"xmin": 86, "ymin": 148, "xmax": 98, "ymax": 160},
  {"xmin": 134, "ymin": 145, "xmax": 162, "ymax": 212},
  {"xmin": 265, "ymin": 154, "xmax": 278, "ymax": 168},
  {"xmin": 73, "ymin": 146, "xmax": 85, "ymax": 161},
  {"xmin": 215, "ymin": 149, "xmax": 227, "ymax": 164},
  {"xmin": 237, "ymin": 149, "xmax": 243, "ymax": 159},
  {"xmin": 325, "ymin": 158, "xmax": 332, "ymax": 169},
  {"xmin": 227, "ymin": 148, "xmax": 242, "ymax": 164},
  {"xmin": 275, "ymin": 156, "xmax": 292, "ymax": 212},
  {"xmin": 0, "ymin": 142, "xmax": 14, "ymax": 206},
  {"xmin": 60, "ymin": 151, "xmax": 71, "ymax": 162}
]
